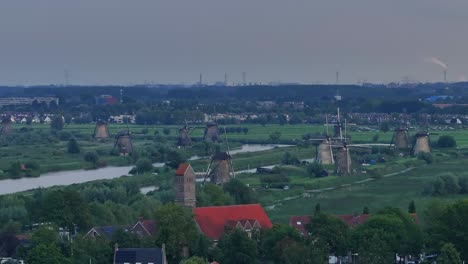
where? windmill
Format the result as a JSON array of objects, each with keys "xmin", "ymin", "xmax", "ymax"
[
  {"xmin": 204, "ymin": 126, "xmax": 235, "ymax": 185},
  {"xmin": 330, "ymin": 141, "xmax": 391, "ymax": 175},
  {"xmin": 178, "ymin": 125, "xmax": 195, "ymax": 148},
  {"xmin": 306, "ymin": 115, "xmax": 335, "ymax": 165},
  {"xmin": 94, "ymin": 120, "xmax": 110, "ymax": 139},
  {"xmin": 328, "ymin": 112, "xmax": 391, "ymax": 174},
  {"xmin": 412, "ymin": 131, "xmax": 432, "ymax": 155},
  {"xmin": 112, "ymin": 120, "xmax": 133, "ymax": 156},
  {"xmin": 204, "ymin": 122, "xmax": 220, "ymax": 143}
]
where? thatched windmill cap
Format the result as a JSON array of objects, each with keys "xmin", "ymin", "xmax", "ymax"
[
  {"xmin": 212, "ymin": 152, "xmax": 231, "ymax": 161},
  {"xmin": 116, "ymin": 130, "xmax": 131, "ymax": 138},
  {"xmin": 96, "ymin": 120, "xmax": 108, "ymax": 125},
  {"xmin": 415, "ymin": 131, "xmax": 429, "ymax": 137}
]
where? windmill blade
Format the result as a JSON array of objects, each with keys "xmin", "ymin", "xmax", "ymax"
[
  {"xmin": 325, "ymin": 114, "xmax": 329, "ymax": 136},
  {"xmin": 223, "ymin": 126, "xmax": 235, "ymax": 177},
  {"xmin": 348, "ymin": 143, "xmax": 394, "ymax": 147},
  {"xmin": 203, "ymin": 160, "xmax": 214, "ymax": 184},
  {"xmin": 111, "ymin": 137, "xmax": 119, "ymax": 154}
]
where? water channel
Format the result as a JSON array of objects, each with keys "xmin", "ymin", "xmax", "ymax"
[{"xmin": 0, "ymin": 144, "xmax": 292, "ymax": 195}]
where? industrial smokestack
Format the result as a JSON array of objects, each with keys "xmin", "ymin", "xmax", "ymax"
[{"xmin": 425, "ymin": 57, "xmax": 448, "ymax": 83}]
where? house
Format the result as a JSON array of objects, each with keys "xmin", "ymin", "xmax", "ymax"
[
  {"xmin": 289, "ymin": 213, "xmax": 419, "ymax": 236},
  {"xmin": 114, "ymin": 247, "xmax": 167, "ymax": 264},
  {"xmin": 85, "ymin": 219, "xmax": 157, "ymax": 240},
  {"xmin": 131, "ymin": 219, "xmax": 156, "ymax": 238},
  {"xmin": 85, "ymin": 225, "xmax": 131, "ymax": 240},
  {"xmin": 43, "ymin": 116, "xmax": 52, "ymax": 124},
  {"xmin": 193, "ymin": 204, "xmax": 273, "ymax": 240}
]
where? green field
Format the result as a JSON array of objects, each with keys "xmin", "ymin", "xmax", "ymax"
[
  {"xmin": 265, "ymin": 158, "xmax": 468, "ymax": 224},
  {"xmin": 2, "ymin": 123, "xmax": 467, "ymax": 176}
]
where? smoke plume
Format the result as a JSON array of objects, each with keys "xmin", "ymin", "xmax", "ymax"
[{"xmin": 425, "ymin": 57, "xmax": 448, "ymax": 70}]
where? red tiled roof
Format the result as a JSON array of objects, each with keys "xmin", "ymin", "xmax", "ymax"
[
  {"xmin": 194, "ymin": 204, "xmax": 273, "ymax": 240},
  {"xmin": 289, "ymin": 215, "xmax": 312, "ymax": 236},
  {"xmin": 337, "ymin": 214, "xmax": 371, "ymax": 227},
  {"xmin": 176, "ymin": 163, "xmax": 190, "ymax": 176}
]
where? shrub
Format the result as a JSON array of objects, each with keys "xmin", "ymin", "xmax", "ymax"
[
  {"xmin": 67, "ymin": 138, "xmax": 80, "ymax": 154},
  {"xmin": 438, "ymin": 135, "xmax": 456, "ymax": 148},
  {"xmin": 135, "ymin": 158, "xmax": 153, "ymax": 174},
  {"xmin": 417, "ymin": 152, "xmax": 433, "ymax": 164},
  {"xmin": 84, "ymin": 151, "xmax": 99, "ymax": 164},
  {"xmin": 58, "ymin": 131, "xmax": 72, "ymax": 141},
  {"xmin": 307, "ymin": 162, "xmax": 326, "ymax": 178}
]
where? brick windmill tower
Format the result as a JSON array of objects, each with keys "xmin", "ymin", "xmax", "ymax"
[
  {"xmin": 94, "ymin": 120, "xmax": 110, "ymax": 139},
  {"xmin": 412, "ymin": 131, "xmax": 431, "ymax": 155},
  {"xmin": 204, "ymin": 122, "xmax": 220, "ymax": 143},
  {"xmin": 175, "ymin": 163, "xmax": 196, "ymax": 208}
]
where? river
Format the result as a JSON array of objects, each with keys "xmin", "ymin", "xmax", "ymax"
[{"xmin": 0, "ymin": 144, "xmax": 292, "ymax": 195}]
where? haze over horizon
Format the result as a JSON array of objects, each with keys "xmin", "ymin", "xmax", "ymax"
[{"xmin": 0, "ymin": 0, "xmax": 467, "ymax": 86}]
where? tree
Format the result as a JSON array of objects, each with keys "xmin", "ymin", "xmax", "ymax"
[
  {"xmin": 111, "ymin": 229, "xmax": 141, "ymax": 248},
  {"xmin": 306, "ymin": 213, "xmax": 349, "ymax": 256},
  {"xmin": 163, "ymin": 128, "xmax": 171, "ymax": 135},
  {"xmin": 372, "ymin": 134, "xmax": 379, "ymax": 142},
  {"xmin": 425, "ymin": 200, "xmax": 468, "ymax": 260},
  {"xmin": 217, "ymin": 228, "xmax": 257, "ymax": 264},
  {"xmin": 281, "ymin": 152, "xmax": 299, "ymax": 165},
  {"xmin": 223, "ymin": 179, "xmax": 255, "ymax": 204},
  {"xmin": 437, "ymin": 243, "xmax": 462, "ymax": 264},
  {"xmin": 67, "ymin": 138, "xmax": 80, "ymax": 154},
  {"xmin": 39, "ymin": 190, "xmax": 91, "ymax": 231},
  {"xmin": 154, "ymin": 204, "xmax": 199, "ymax": 263},
  {"xmin": 50, "ymin": 116, "xmax": 64, "ymax": 131},
  {"xmin": 380, "ymin": 122, "xmax": 390, "ymax": 133},
  {"xmin": 417, "ymin": 152, "xmax": 433, "ymax": 164},
  {"xmin": 25, "ymin": 243, "xmax": 68, "ymax": 264},
  {"xmin": 84, "ymin": 151, "xmax": 99, "ymax": 165},
  {"xmin": 269, "ymin": 131, "xmax": 281, "ymax": 143},
  {"xmin": 259, "ymin": 225, "xmax": 302, "ymax": 262},
  {"xmin": 273, "ymin": 238, "xmax": 327, "ymax": 264},
  {"xmin": 8, "ymin": 162, "xmax": 23, "ymax": 179},
  {"xmin": 438, "ymin": 135, "xmax": 457, "ymax": 148},
  {"xmin": 351, "ymin": 208, "xmax": 423, "ymax": 260},
  {"xmin": 242, "ymin": 127, "xmax": 249, "ymax": 135},
  {"xmin": 197, "ymin": 184, "xmax": 233, "ymax": 206},
  {"xmin": 314, "ymin": 203, "xmax": 321, "ymax": 215},
  {"xmin": 180, "ymin": 256, "xmax": 209, "ymax": 264},
  {"xmin": 71, "ymin": 236, "xmax": 113, "ymax": 264},
  {"xmin": 408, "ymin": 200, "xmax": 416, "ymax": 213},
  {"xmin": 135, "ymin": 158, "xmax": 154, "ymax": 174},
  {"xmin": 363, "ymin": 206, "xmax": 370, "ymax": 215},
  {"xmin": 307, "ymin": 162, "xmax": 325, "ymax": 178}
]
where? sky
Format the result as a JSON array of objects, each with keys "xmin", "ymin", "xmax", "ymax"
[{"xmin": 0, "ymin": 0, "xmax": 467, "ymax": 86}]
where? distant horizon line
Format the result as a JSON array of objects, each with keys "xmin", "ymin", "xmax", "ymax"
[{"xmin": 0, "ymin": 81, "xmax": 465, "ymax": 88}]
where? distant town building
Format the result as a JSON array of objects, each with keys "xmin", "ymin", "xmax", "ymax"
[
  {"xmin": 95, "ymin": 95, "xmax": 117, "ymax": 105},
  {"xmin": 0, "ymin": 96, "xmax": 59, "ymax": 107},
  {"xmin": 110, "ymin": 115, "xmax": 136, "ymax": 124}
]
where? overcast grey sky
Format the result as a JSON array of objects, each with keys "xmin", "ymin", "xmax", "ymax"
[{"xmin": 0, "ymin": 0, "xmax": 467, "ymax": 85}]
